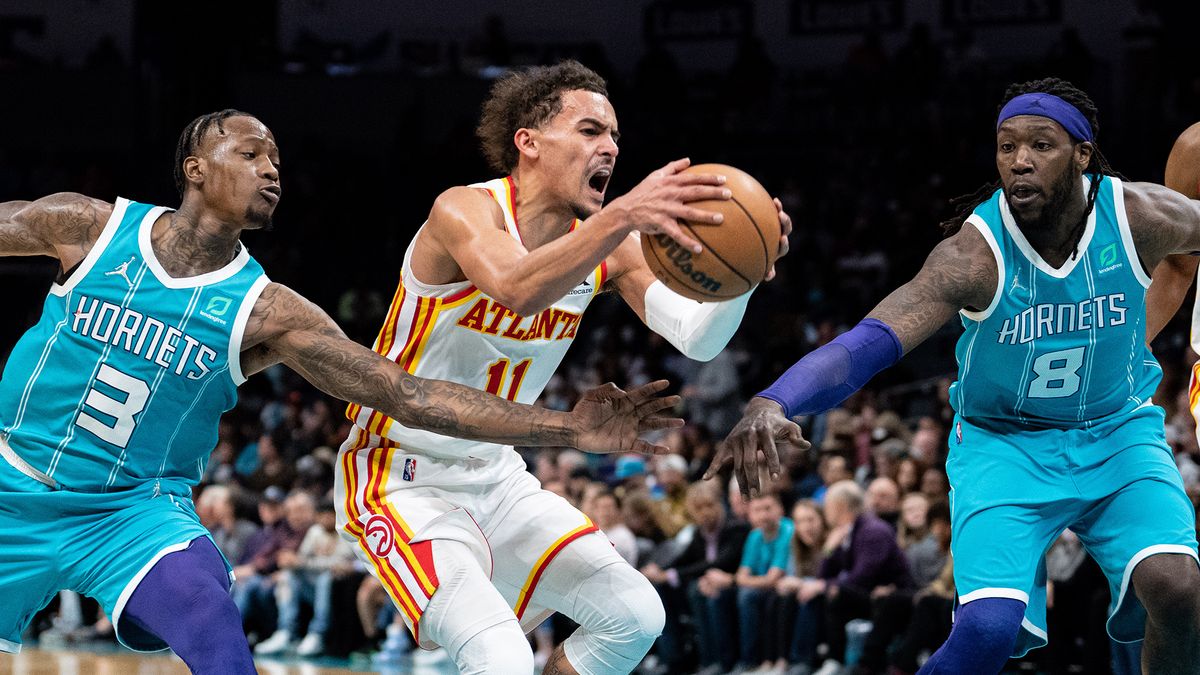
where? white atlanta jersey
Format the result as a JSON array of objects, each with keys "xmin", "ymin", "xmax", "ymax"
[{"xmin": 343, "ymin": 176, "xmax": 607, "ymax": 483}]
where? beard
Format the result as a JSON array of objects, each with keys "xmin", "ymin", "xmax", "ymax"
[
  {"xmin": 244, "ymin": 204, "xmax": 275, "ymax": 231},
  {"xmin": 1008, "ymin": 168, "xmax": 1075, "ymax": 231}
]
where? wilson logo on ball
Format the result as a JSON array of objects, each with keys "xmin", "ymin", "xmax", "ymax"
[{"xmin": 654, "ymin": 234, "xmax": 722, "ymax": 293}]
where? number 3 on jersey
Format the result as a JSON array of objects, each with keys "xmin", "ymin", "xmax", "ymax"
[
  {"xmin": 75, "ymin": 363, "xmax": 150, "ymax": 448},
  {"xmin": 1027, "ymin": 346, "xmax": 1086, "ymax": 399},
  {"xmin": 485, "ymin": 358, "xmax": 531, "ymax": 401}
]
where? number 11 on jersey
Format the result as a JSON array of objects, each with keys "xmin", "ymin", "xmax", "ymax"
[{"xmin": 484, "ymin": 358, "xmax": 532, "ymax": 401}]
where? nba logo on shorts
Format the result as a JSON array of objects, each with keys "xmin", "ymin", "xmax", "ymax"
[{"xmin": 402, "ymin": 457, "xmax": 417, "ymax": 482}]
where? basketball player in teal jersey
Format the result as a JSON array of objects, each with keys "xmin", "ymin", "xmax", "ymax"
[
  {"xmin": 710, "ymin": 78, "xmax": 1200, "ymax": 673},
  {"xmin": 0, "ymin": 110, "xmax": 688, "ymax": 673}
]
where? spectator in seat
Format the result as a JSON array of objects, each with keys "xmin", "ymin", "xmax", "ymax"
[
  {"xmin": 855, "ymin": 500, "xmax": 951, "ymax": 674},
  {"xmin": 642, "ymin": 482, "xmax": 749, "ymax": 675},
  {"xmin": 197, "ymin": 484, "xmax": 258, "ymax": 565},
  {"xmin": 232, "ymin": 489, "xmax": 313, "ymax": 642},
  {"xmin": 255, "ymin": 498, "xmax": 357, "ymax": 657},
  {"xmin": 814, "ymin": 480, "xmax": 913, "ymax": 673},
  {"xmin": 734, "ymin": 492, "xmax": 794, "ymax": 673}
]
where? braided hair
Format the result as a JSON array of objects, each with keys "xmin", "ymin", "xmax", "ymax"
[
  {"xmin": 940, "ymin": 78, "xmax": 1123, "ymax": 259},
  {"xmin": 173, "ymin": 109, "xmax": 253, "ymax": 198}
]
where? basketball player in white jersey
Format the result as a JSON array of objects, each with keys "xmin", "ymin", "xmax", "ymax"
[
  {"xmin": 336, "ymin": 61, "xmax": 792, "ymax": 674},
  {"xmin": 1147, "ymin": 122, "xmax": 1200, "ymax": 431}
]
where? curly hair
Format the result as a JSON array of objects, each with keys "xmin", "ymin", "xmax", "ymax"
[
  {"xmin": 174, "ymin": 109, "xmax": 253, "ymax": 198},
  {"xmin": 940, "ymin": 77, "xmax": 1123, "ymax": 259},
  {"xmin": 475, "ymin": 60, "xmax": 608, "ymax": 174}
]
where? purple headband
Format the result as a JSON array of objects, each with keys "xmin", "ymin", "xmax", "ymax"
[{"xmin": 996, "ymin": 93, "xmax": 1093, "ymax": 142}]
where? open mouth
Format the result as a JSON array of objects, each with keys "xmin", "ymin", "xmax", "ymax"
[
  {"xmin": 587, "ymin": 168, "xmax": 611, "ymax": 197},
  {"xmin": 1009, "ymin": 184, "xmax": 1039, "ymax": 204}
]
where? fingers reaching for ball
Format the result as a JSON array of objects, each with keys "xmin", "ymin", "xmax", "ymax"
[{"xmin": 765, "ymin": 197, "xmax": 792, "ymax": 282}]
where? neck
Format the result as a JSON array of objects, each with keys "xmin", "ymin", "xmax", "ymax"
[
  {"xmin": 510, "ymin": 169, "xmax": 578, "ymax": 250},
  {"xmin": 762, "ymin": 523, "xmax": 779, "ymax": 537},
  {"xmin": 152, "ymin": 199, "xmax": 243, "ymax": 277}
]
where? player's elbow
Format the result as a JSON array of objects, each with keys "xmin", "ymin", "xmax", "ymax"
[{"xmin": 498, "ymin": 286, "xmax": 553, "ymax": 318}]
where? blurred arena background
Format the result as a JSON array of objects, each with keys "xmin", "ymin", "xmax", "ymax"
[{"xmin": 1, "ymin": 1, "xmax": 1199, "ymax": 673}]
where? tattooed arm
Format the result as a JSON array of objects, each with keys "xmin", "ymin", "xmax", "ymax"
[
  {"xmin": 241, "ymin": 283, "xmax": 681, "ymax": 452},
  {"xmin": 866, "ymin": 223, "xmax": 997, "ymax": 353},
  {"xmin": 708, "ymin": 226, "xmax": 996, "ymax": 496},
  {"xmin": 0, "ymin": 193, "xmax": 112, "ymax": 270}
]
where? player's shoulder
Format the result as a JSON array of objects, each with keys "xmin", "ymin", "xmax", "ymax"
[
  {"xmin": 1121, "ymin": 180, "xmax": 1190, "ymax": 224},
  {"xmin": 935, "ymin": 217, "xmax": 994, "ymax": 261},
  {"xmin": 428, "ymin": 184, "xmax": 506, "ymax": 233}
]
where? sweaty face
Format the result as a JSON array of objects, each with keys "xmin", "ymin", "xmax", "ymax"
[
  {"xmin": 530, "ymin": 89, "xmax": 619, "ymax": 219},
  {"xmin": 996, "ymin": 115, "xmax": 1085, "ymax": 229},
  {"xmin": 193, "ymin": 116, "xmax": 281, "ymax": 229}
]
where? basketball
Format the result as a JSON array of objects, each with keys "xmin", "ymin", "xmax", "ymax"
[{"xmin": 641, "ymin": 163, "xmax": 781, "ymax": 302}]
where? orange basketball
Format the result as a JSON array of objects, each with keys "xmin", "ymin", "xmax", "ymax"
[{"xmin": 641, "ymin": 163, "xmax": 780, "ymax": 302}]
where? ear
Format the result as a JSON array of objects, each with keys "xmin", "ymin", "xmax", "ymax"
[
  {"xmin": 1076, "ymin": 142, "xmax": 1094, "ymax": 171},
  {"xmin": 183, "ymin": 156, "xmax": 206, "ymax": 188},
  {"xmin": 514, "ymin": 128, "xmax": 538, "ymax": 162}
]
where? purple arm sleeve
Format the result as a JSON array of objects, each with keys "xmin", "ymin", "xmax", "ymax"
[{"xmin": 757, "ymin": 318, "xmax": 902, "ymax": 418}]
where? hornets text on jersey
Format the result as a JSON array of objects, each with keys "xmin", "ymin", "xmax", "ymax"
[
  {"xmin": 0, "ymin": 198, "xmax": 269, "ymax": 491},
  {"xmin": 949, "ymin": 176, "xmax": 1160, "ymax": 429}
]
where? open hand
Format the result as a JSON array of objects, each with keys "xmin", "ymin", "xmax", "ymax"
[
  {"xmin": 571, "ymin": 380, "xmax": 683, "ymax": 454},
  {"xmin": 705, "ymin": 397, "xmax": 809, "ymax": 498}
]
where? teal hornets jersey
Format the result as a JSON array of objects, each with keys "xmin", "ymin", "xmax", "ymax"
[
  {"xmin": 0, "ymin": 198, "xmax": 269, "ymax": 491},
  {"xmin": 949, "ymin": 176, "xmax": 1160, "ymax": 429}
]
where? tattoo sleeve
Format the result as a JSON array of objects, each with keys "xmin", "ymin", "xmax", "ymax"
[
  {"xmin": 251, "ymin": 284, "xmax": 578, "ymax": 447},
  {"xmin": 0, "ymin": 193, "xmax": 109, "ymax": 260},
  {"xmin": 866, "ymin": 227, "xmax": 997, "ymax": 354}
]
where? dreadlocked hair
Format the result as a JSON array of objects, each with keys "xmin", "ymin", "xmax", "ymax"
[
  {"xmin": 940, "ymin": 78, "xmax": 1123, "ymax": 259},
  {"xmin": 174, "ymin": 109, "xmax": 253, "ymax": 198}
]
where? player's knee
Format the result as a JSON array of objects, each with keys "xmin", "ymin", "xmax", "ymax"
[
  {"xmin": 568, "ymin": 561, "xmax": 664, "ymax": 672},
  {"xmin": 597, "ymin": 562, "xmax": 664, "ymax": 643},
  {"xmin": 953, "ymin": 598, "xmax": 1024, "ymax": 649},
  {"xmin": 1135, "ymin": 554, "xmax": 1200, "ymax": 624},
  {"xmin": 452, "ymin": 620, "xmax": 534, "ymax": 675},
  {"xmin": 625, "ymin": 569, "xmax": 666, "ymax": 642}
]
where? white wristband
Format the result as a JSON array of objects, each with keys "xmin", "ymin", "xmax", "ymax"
[{"xmin": 643, "ymin": 281, "xmax": 752, "ymax": 361}]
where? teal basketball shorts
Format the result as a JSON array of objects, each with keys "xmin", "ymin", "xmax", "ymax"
[
  {"xmin": 0, "ymin": 458, "xmax": 226, "ymax": 653},
  {"xmin": 946, "ymin": 404, "xmax": 1198, "ymax": 657}
]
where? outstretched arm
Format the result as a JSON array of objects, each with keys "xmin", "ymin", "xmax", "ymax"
[
  {"xmin": 241, "ymin": 283, "xmax": 681, "ymax": 452},
  {"xmin": 707, "ymin": 224, "xmax": 997, "ymax": 496},
  {"xmin": 418, "ymin": 159, "xmax": 728, "ymax": 316},
  {"xmin": 0, "ymin": 193, "xmax": 112, "ymax": 268}
]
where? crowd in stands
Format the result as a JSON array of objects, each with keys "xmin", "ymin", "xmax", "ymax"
[{"xmin": 8, "ymin": 7, "xmax": 1200, "ymax": 675}]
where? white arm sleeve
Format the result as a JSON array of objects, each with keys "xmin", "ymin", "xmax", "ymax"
[{"xmin": 643, "ymin": 280, "xmax": 752, "ymax": 362}]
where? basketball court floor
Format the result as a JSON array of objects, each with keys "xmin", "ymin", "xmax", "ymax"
[{"xmin": 0, "ymin": 645, "xmax": 461, "ymax": 674}]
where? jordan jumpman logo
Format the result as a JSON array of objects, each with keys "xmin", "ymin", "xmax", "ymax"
[{"xmin": 105, "ymin": 255, "xmax": 136, "ymax": 288}]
